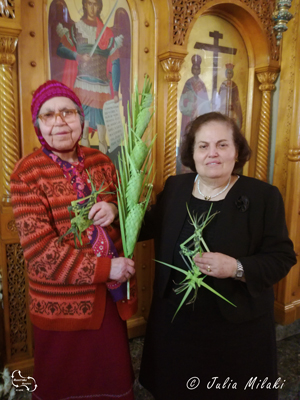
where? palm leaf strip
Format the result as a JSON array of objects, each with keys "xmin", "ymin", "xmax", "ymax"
[
  {"xmin": 155, "ymin": 204, "xmax": 236, "ymax": 321},
  {"xmin": 116, "ymin": 75, "xmax": 156, "ymax": 299}
]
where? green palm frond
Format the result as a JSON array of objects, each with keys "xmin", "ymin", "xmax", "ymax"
[
  {"xmin": 116, "ymin": 75, "xmax": 155, "ymax": 299},
  {"xmin": 155, "ymin": 205, "xmax": 236, "ymax": 321},
  {"xmin": 58, "ymin": 170, "xmax": 113, "ymax": 248}
]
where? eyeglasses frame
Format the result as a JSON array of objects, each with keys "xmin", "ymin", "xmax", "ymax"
[{"xmin": 37, "ymin": 109, "xmax": 79, "ymax": 126}]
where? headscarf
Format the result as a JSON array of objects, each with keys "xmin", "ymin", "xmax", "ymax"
[{"xmin": 31, "ymin": 80, "xmax": 85, "ymax": 152}]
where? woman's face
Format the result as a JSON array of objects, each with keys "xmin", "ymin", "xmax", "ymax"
[
  {"xmin": 38, "ymin": 97, "xmax": 82, "ymax": 152},
  {"xmin": 193, "ymin": 121, "xmax": 238, "ymax": 180}
]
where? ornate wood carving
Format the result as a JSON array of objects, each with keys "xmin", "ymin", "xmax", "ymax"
[
  {"xmin": 0, "ymin": 35, "xmax": 19, "ymax": 204},
  {"xmin": 0, "ymin": 0, "xmax": 15, "ymax": 19},
  {"xmin": 288, "ymin": 148, "xmax": 300, "ymax": 162},
  {"xmin": 5, "ymin": 243, "xmax": 28, "ymax": 360},
  {"xmin": 172, "ymin": 0, "xmax": 278, "ymax": 60},
  {"xmin": 273, "ymin": 1, "xmax": 300, "ymax": 325},
  {"xmin": 273, "ymin": 1, "xmax": 299, "ymax": 199},
  {"xmin": 160, "ymin": 56, "xmax": 184, "ymax": 181},
  {"xmin": 7, "ymin": 219, "xmax": 17, "ymax": 232},
  {"xmin": 0, "ymin": 270, "xmax": 3, "ymax": 307},
  {"xmin": 255, "ymin": 71, "xmax": 278, "ymax": 182}
]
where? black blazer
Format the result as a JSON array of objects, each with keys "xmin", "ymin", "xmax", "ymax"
[{"xmin": 140, "ymin": 173, "xmax": 296, "ymax": 323}]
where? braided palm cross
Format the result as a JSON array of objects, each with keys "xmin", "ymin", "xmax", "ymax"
[{"xmin": 155, "ymin": 204, "xmax": 236, "ymax": 321}]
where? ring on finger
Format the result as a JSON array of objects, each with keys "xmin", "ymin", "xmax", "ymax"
[{"xmin": 207, "ymin": 265, "xmax": 211, "ymax": 273}]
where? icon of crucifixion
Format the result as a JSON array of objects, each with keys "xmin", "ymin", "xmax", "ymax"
[{"xmin": 194, "ymin": 30, "xmax": 237, "ymax": 98}]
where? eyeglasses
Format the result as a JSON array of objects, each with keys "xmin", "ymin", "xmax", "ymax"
[{"xmin": 38, "ymin": 109, "xmax": 79, "ymax": 126}]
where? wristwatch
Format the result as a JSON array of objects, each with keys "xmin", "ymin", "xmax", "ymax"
[{"xmin": 235, "ymin": 259, "xmax": 244, "ymax": 279}]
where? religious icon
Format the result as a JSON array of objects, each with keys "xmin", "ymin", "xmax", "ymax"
[
  {"xmin": 194, "ymin": 30, "xmax": 237, "ymax": 101},
  {"xmin": 177, "ymin": 15, "xmax": 248, "ymax": 175},
  {"xmin": 217, "ymin": 63, "xmax": 243, "ymax": 129},
  {"xmin": 177, "ymin": 55, "xmax": 211, "ymax": 174},
  {"xmin": 48, "ymin": 0, "xmax": 131, "ymax": 163},
  {"xmin": 179, "ymin": 55, "xmax": 210, "ymax": 142}
]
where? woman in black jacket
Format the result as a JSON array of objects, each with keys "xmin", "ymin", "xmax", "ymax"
[{"xmin": 139, "ymin": 112, "xmax": 296, "ymax": 400}]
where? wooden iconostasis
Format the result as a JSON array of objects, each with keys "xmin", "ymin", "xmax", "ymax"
[{"xmin": 0, "ymin": 0, "xmax": 299, "ymax": 375}]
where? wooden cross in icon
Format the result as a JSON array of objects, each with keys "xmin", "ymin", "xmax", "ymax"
[{"xmin": 194, "ymin": 31, "xmax": 237, "ymax": 97}]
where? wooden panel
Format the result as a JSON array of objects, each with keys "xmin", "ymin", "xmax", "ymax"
[
  {"xmin": 273, "ymin": 0, "xmax": 300, "ymax": 325},
  {"xmin": 0, "ymin": 237, "xmax": 34, "ymax": 369},
  {"xmin": 127, "ymin": 240, "xmax": 155, "ymax": 338},
  {"xmin": 18, "ymin": 0, "xmax": 47, "ymax": 157}
]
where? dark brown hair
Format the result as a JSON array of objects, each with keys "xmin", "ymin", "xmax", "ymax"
[{"xmin": 180, "ymin": 112, "xmax": 251, "ymax": 173}]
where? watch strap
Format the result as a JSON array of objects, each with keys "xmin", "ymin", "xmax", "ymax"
[{"xmin": 235, "ymin": 259, "xmax": 244, "ymax": 279}]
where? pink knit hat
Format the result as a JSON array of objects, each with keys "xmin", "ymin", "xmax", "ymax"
[{"xmin": 31, "ymin": 80, "xmax": 85, "ymax": 152}]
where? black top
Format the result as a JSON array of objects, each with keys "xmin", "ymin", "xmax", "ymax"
[
  {"xmin": 140, "ymin": 173, "xmax": 296, "ymax": 323},
  {"xmin": 139, "ymin": 175, "xmax": 295, "ymax": 399}
]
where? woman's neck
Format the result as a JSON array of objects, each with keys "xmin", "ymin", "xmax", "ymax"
[
  {"xmin": 193, "ymin": 174, "xmax": 238, "ymax": 201},
  {"xmin": 199, "ymin": 175, "xmax": 230, "ymax": 191},
  {"xmin": 52, "ymin": 149, "xmax": 79, "ymax": 163}
]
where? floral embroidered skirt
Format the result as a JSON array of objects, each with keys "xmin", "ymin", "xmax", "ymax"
[{"xmin": 32, "ymin": 292, "xmax": 134, "ymax": 400}]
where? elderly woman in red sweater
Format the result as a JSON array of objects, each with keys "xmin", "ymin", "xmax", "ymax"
[{"xmin": 10, "ymin": 80, "xmax": 137, "ymax": 400}]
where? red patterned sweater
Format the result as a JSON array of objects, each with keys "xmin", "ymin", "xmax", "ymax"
[{"xmin": 10, "ymin": 146, "xmax": 137, "ymax": 331}]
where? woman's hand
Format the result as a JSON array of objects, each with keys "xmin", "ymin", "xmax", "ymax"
[
  {"xmin": 109, "ymin": 257, "xmax": 135, "ymax": 282},
  {"xmin": 88, "ymin": 202, "xmax": 118, "ymax": 227},
  {"xmin": 194, "ymin": 252, "xmax": 237, "ymax": 279}
]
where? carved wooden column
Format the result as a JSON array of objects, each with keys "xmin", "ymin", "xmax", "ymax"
[
  {"xmin": 0, "ymin": 35, "xmax": 20, "ymax": 204},
  {"xmin": 255, "ymin": 69, "xmax": 279, "ymax": 181},
  {"xmin": 275, "ymin": 112, "xmax": 300, "ymax": 324},
  {"xmin": 0, "ymin": 0, "xmax": 34, "ymax": 375},
  {"xmin": 0, "ymin": 29, "xmax": 34, "ymax": 369},
  {"xmin": 159, "ymin": 53, "xmax": 184, "ymax": 182},
  {"xmin": 273, "ymin": 0, "xmax": 300, "ymax": 324}
]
